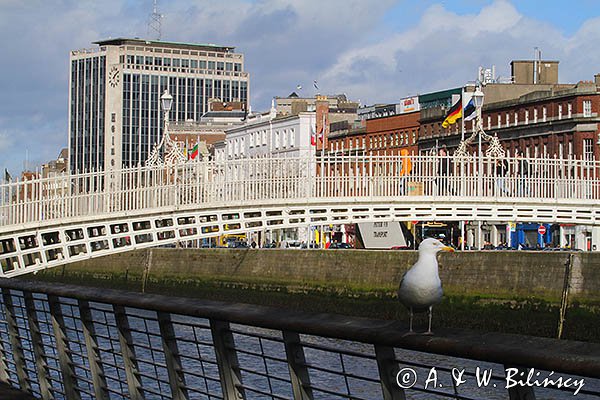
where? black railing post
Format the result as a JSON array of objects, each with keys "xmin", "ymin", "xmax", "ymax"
[
  {"xmin": 210, "ymin": 319, "xmax": 245, "ymax": 399},
  {"xmin": 78, "ymin": 299, "xmax": 109, "ymax": 400},
  {"xmin": 113, "ymin": 304, "xmax": 144, "ymax": 400},
  {"xmin": 282, "ymin": 330, "xmax": 313, "ymax": 400},
  {"xmin": 375, "ymin": 345, "xmax": 406, "ymax": 400},
  {"xmin": 1, "ymin": 288, "xmax": 32, "ymax": 393},
  {"xmin": 47, "ymin": 294, "xmax": 81, "ymax": 400},
  {"xmin": 157, "ymin": 311, "xmax": 189, "ymax": 400},
  {"xmin": 23, "ymin": 292, "xmax": 52, "ymax": 399},
  {"xmin": 505, "ymin": 365, "xmax": 536, "ymax": 400}
]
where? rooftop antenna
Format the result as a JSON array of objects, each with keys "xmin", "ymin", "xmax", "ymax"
[{"xmin": 148, "ymin": 0, "xmax": 162, "ymax": 40}]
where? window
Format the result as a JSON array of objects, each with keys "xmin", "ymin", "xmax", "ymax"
[
  {"xmin": 275, "ymin": 131, "xmax": 280, "ymax": 149},
  {"xmin": 583, "ymin": 139, "xmax": 594, "ymax": 160},
  {"xmin": 568, "ymin": 103, "xmax": 572, "ymax": 118},
  {"xmin": 497, "ymin": 115, "xmax": 501, "ymax": 128},
  {"xmin": 583, "ymin": 100, "xmax": 592, "ymax": 117},
  {"xmin": 487, "ymin": 116, "xmax": 491, "ymax": 130},
  {"xmin": 290, "ymin": 129, "xmax": 295, "ymax": 147},
  {"xmin": 543, "ymin": 106, "xmax": 547, "ymax": 122},
  {"xmin": 534, "ymin": 108, "xmax": 538, "ymax": 123},
  {"xmin": 249, "ymin": 132, "xmax": 254, "ymax": 147},
  {"xmin": 568, "ymin": 141, "xmax": 573, "ymax": 157},
  {"xmin": 514, "ymin": 112, "xmax": 518, "ymax": 126},
  {"xmin": 505, "ymin": 113, "xmax": 510, "ymax": 127},
  {"xmin": 558, "ymin": 104, "xmax": 562, "ymax": 120},
  {"xmin": 262, "ymin": 130, "xmax": 267, "ymax": 145},
  {"xmin": 525, "ymin": 110, "xmax": 529, "ymax": 124}
]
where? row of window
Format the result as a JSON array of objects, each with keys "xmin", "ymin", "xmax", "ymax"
[
  {"xmin": 123, "ymin": 45, "xmax": 239, "ymax": 59},
  {"xmin": 484, "ymin": 101, "xmax": 590, "ymax": 130},
  {"xmin": 121, "ymin": 55, "xmax": 242, "ymax": 72},
  {"xmin": 423, "ymin": 100, "xmax": 594, "ymax": 138},
  {"xmin": 227, "ymin": 128, "xmax": 297, "ymax": 157}
]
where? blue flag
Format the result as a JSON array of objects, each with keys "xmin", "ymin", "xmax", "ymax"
[{"xmin": 464, "ymin": 98, "xmax": 476, "ymax": 121}]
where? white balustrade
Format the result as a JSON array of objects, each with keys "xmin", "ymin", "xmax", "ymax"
[{"xmin": 1, "ymin": 154, "xmax": 599, "ymax": 230}]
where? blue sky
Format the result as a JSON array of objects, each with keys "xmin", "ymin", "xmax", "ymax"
[{"xmin": 1, "ymin": 0, "xmax": 600, "ymax": 175}]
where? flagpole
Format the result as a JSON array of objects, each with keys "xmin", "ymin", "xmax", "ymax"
[{"xmin": 461, "ymin": 86, "xmax": 466, "ymax": 143}]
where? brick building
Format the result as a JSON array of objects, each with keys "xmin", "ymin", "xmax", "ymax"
[{"xmin": 327, "ymin": 97, "xmax": 420, "ymax": 156}]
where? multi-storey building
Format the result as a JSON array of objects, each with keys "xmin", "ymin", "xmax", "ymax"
[
  {"xmin": 328, "ymin": 96, "xmax": 420, "ymax": 156},
  {"xmin": 417, "ymin": 61, "xmax": 600, "ymax": 251},
  {"xmin": 68, "ymin": 38, "xmax": 249, "ymax": 172},
  {"xmin": 216, "ymin": 105, "xmax": 316, "ymax": 161}
]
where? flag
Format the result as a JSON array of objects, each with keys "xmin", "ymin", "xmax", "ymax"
[
  {"xmin": 190, "ymin": 142, "xmax": 199, "ymax": 159},
  {"xmin": 463, "ymin": 97, "xmax": 477, "ymax": 121},
  {"xmin": 313, "ymin": 80, "xmax": 319, "ymax": 90},
  {"xmin": 310, "ymin": 125, "xmax": 316, "ymax": 146},
  {"xmin": 4, "ymin": 168, "xmax": 11, "ymax": 183},
  {"xmin": 442, "ymin": 97, "xmax": 462, "ymax": 128}
]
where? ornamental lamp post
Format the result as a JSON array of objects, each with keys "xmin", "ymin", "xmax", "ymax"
[
  {"xmin": 472, "ymin": 85, "xmax": 485, "ymax": 250},
  {"xmin": 161, "ymin": 90, "xmax": 173, "ymax": 126},
  {"xmin": 472, "ymin": 86, "xmax": 485, "ymax": 158},
  {"xmin": 147, "ymin": 90, "xmax": 185, "ymax": 166}
]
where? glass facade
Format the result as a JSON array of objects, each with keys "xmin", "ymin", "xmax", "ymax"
[
  {"xmin": 70, "ymin": 40, "xmax": 249, "ymax": 171},
  {"xmin": 69, "ymin": 56, "xmax": 105, "ymax": 172}
]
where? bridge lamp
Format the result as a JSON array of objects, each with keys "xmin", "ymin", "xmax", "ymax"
[
  {"xmin": 472, "ymin": 86, "xmax": 484, "ymax": 110},
  {"xmin": 161, "ymin": 90, "xmax": 173, "ymax": 115},
  {"xmin": 472, "ymin": 86, "xmax": 485, "ymax": 158}
]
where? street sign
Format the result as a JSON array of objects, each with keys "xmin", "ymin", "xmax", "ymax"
[{"xmin": 538, "ymin": 225, "xmax": 547, "ymax": 235}]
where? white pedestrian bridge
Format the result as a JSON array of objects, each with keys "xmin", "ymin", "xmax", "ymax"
[{"xmin": 1, "ymin": 154, "xmax": 598, "ymax": 277}]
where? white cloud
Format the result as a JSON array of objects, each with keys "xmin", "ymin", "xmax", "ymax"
[
  {"xmin": 320, "ymin": 0, "xmax": 600, "ymax": 105},
  {"xmin": 1, "ymin": 0, "xmax": 600, "ymax": 174}
]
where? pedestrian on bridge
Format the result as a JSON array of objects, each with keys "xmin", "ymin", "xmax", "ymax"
[{"xmin": 495, "ymin": 158, "xmax": 510, "ymax": 196}]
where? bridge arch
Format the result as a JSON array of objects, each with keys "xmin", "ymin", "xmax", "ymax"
[{"xmin": 1, "ymin": 154, "xmax": 599, "ymax": 276}]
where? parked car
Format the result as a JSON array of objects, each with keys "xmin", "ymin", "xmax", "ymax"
[{"xmin": 329, "ymin": 242, "xmax": 353, "ymax": 249}]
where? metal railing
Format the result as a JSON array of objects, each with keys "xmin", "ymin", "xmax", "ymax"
[
  {"xmin": 1, "ymin": 154, "xmax": 599, "ymax": 229},
  {"xmin": 0, "ymin": 279, "xmax": 599, "ymax": 399}
]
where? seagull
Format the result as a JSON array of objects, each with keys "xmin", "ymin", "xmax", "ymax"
[{"xmin": 398, "ymin": 238, "xmax": 454, "ymax": 334}]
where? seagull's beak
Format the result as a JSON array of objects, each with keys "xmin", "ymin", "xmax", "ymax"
[{"xmin": 442, "ymin": 246, "xmax": 455, "ymax": 252}]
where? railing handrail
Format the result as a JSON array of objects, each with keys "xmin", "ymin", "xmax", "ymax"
[{"xmin": 2, "ymin": 278, "xmax": 598, "ymax": 379}]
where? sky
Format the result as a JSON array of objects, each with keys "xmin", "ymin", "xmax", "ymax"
[{"xmin": 1, "ymin": 0, "xmax": 600, "ymax": 175}]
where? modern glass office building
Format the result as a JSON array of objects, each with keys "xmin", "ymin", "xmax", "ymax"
[{"xmin": 68, "ymin": 38, "xmax": 249, "ymax": 172}]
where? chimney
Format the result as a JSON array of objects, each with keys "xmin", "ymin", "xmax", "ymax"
[{"xmin": 315, "ymin": 95, "xmax": 329, "ymax": 153}]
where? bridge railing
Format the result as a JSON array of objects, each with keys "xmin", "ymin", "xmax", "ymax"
[
  {"xmin": 1, "ymin": 154, "xmax": 599, "ymax": 228},
  {"xmin": 0, "ymin": 279, "xmax": 598, "ymax": 399}
]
